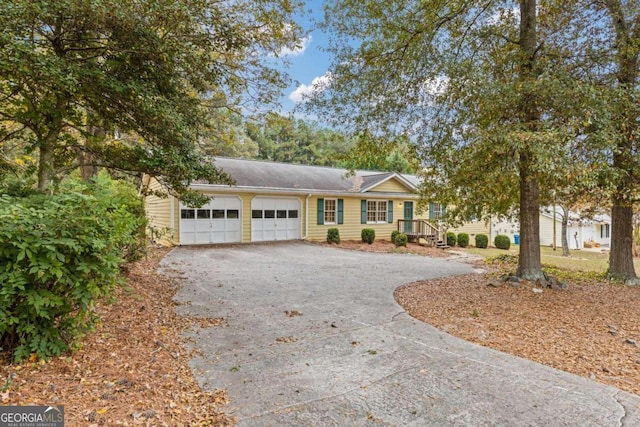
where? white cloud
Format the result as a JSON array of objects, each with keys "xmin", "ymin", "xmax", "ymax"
[
  {"xmin": 288, "ymin": 72, "xmax": 332, "ymax": 103},
  {"xmin": 279, "ymin": 35, "xmax": 312, "ymax": 57}
]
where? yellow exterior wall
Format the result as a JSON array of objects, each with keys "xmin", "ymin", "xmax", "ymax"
[
  {"xmin": 368, "ymin": 179, "xmax": 410, "ymax": 193},
  {"xmin": 306, "ymin": 195, "xmax": 409, "ymax": 242},
  {"xmin": 144, "ymin": 177, "xmax": 178, "ymax": 245}
]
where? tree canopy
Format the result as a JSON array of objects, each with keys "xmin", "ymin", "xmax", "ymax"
[
  {"xmin": 0, "ymin": 0, "xmax": 304, "ymax": 203},
  {"xmin": 308, "ymin": 0, "xmax": 639, "ymax": 283}
]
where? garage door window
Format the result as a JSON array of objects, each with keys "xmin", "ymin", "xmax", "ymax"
[
  {"xmin": 288, "ymin": 210, "xmax": 298, "ymax": 219},
  {"xmin": 212, "ymin": 209, "xmax": 225, "ymax": 219},
  {"xmin": 265, "ymin": 210, "xmax": 275, "ymax": 219},
  {"xmin": 277, "ymin": 210, "xmax": 287, "ymax": 219},
  {"xmin": 197, "ymin": 209, "xmax": 210, "ymax": 219},
  {"xmin": 227, "ymin": 209, "xmax": 239, "ymax": 219},
  {"xmin": 252, "ymin": 210, "xmax": 262, "ymax": 218},
  {"xmin": 181, "ymin": 209, "xmax": 195, "ymax": 219}
]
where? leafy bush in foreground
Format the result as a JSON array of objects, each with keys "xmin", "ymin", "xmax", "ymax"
[
  {"xmin": 0, "ymin": 174, "xmax": 146, "ymax": 361},
  {"xmin": 327, "ymin": 228, "xmax": 341, "ymax": 244}
]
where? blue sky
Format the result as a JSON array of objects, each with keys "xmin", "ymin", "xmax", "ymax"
[{"xmin": 277, "ymin": 0, "xmax": 331, "ymax": 114}]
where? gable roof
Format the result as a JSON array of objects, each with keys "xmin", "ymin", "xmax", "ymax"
[{"xmin": 194, "ymin": 157, "xmax": 418, "ymax": 195}]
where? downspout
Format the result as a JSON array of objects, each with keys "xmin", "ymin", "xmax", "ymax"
[{"xmin": 303, "ymin": 193, "xmax": 312, "ymax": 239}]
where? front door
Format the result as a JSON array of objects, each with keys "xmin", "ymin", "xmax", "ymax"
[{"xmin": 403, "ymin": 201, "xmax": 413, "ymax": 233}]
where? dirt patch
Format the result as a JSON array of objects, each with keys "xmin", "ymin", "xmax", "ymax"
[
  {"xmin": 0, "ymin": 247, "xmax": 234, "ymax": 426},
  {"xmin": 395, "ymin": 272, "xmax": 640, "ymax": 396}
]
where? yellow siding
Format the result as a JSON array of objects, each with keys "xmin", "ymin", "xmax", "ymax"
[
  {"xmin": 144, "ymin": 177, "xmax": 178, "ymax": 245},
  {"xmin": 368, "ymin": 178, "xmax": 410, "ymax": 193},
  {"xmin": 306, "ymin": 196, "xmax": 406, "ymax": 242}
]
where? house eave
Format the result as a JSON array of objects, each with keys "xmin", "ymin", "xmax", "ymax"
[{"xmin": 189, "ymin": 183, "xmax": 419, "ymax": 199}]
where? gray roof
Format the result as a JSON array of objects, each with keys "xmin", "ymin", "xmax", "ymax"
[{"xmin": 200, "ymin": 157, "xmax": 418, "ymax": 194}]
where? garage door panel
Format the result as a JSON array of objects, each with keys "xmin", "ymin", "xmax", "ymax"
[
  {"xmin": 179, "ymin": 197, "xmax": 242, "ymax": 245},
  {"xmin": 251, "ymin": 197, "xmax": 300, "ymax": 242}
]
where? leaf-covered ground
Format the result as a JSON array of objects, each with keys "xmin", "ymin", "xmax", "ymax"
[
  {"xmin": 394, "ymin": 253, "xmax": 640, "ymax": 396},
  {"xmin": 2, "ymin": 241, "xmax": 638, "ymax": 426},
  {"xmin": 0, "ymin": 247, "xmax": 234, "ymax": 426}
]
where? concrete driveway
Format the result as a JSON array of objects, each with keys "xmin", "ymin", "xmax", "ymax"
[{"xmin": 161, "ymin": 242, "xmax": 640, "ymax": 426}]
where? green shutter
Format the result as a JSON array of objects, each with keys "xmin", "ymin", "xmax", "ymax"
[
  {"xmin": 317, "ymin": 198, "xmax": 324, "ymax": 225},
  {"xmin": 429, "ymin": 202, "xmax": 434, "ymax": 220},
  {"xmin": 442, "ymin": 204, "xmax": 447, "ymax": 218},
  {"xmin": 361, "ymin": 200, "xmax": 367, "ymax": 224},
  {"xmin": 337, "ymin": 199, "xmax": 344, "ymax": 225},
  {"xmin": 388, "ymin": 200, "xmax": 393, "ymax": 223}
]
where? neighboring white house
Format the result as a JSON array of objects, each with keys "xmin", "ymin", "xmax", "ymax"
[{"xmin": 451, "ymin": 206, "xmax": 612, "ymax": 249}]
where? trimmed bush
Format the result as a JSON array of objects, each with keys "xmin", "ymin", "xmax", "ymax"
[
  {"xmin": 475, "ymin": 234, "xmax": 489, "ymax": 249},
  {"xmin": 391, "ymin": 230, "xmax": 400, "ymax": 243},
  {"xmin": 494, "ymin": 234, "xmax": 511, "ymax": 250},
  {"xmin": 457, "ymin": 233, "xmax": 469, "ymax": 248},
  {"xmin": 361, "ymin": 228, "xmax": 376, "ymax": 244},
  {"xmin": 0, "ymin": 174, "xmax": 146, "ymax": 362},
  {"xmin": 394, "ymin": 233, "xmax": 408, "ymax": 247},
  {"xmin": 326, "ymin": 228, "xmax": 341, "ymax": 244},
  {"xmin": 446, "ymin": 232, "xmax": 457, "ymax": 247}
]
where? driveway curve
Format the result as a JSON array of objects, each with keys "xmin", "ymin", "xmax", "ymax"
[{"xmin": 161, "ymin": 242, "xmax": 640, "ymax": 426}]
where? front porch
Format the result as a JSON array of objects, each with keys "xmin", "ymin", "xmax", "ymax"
[{"xmin": 397, "ymin": 219, "xmax": 449, "ymax": 249}]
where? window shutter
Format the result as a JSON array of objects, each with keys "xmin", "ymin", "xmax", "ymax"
[
  {"xmin": 337, "ymin": 199, "xmax": 344, "ymax": 225},
  {"xmin": 442, "ymin": 204, "xmax": 447, "ymax": 217},
  {"xmin": 317, "ymin": 198, "xmax": 324, "ymax": 225},
  {"xmin": 361, "ymin": 200, "xmax": 367, "ymax": 224},
  {"xmin": 429, "ymin": 202, "xmax": 435, "ymax": 220},
  {"xmin": 388, "ymin": 200, "xmax": 393, "ymax": 223}
]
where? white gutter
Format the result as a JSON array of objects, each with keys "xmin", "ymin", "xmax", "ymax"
[
  {"xmin": 188, "ymin": 184, "xmax": 419, "ymax": 199},
  {"xmin": 303, "ymin": 193, "xmax": 312, "ymax": 239}
]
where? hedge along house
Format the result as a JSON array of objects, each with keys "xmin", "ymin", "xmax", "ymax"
[{"xmin": 143, "ymin": 157, "xmax": 439, "ymax": 245}]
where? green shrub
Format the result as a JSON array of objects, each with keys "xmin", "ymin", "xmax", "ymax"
[
  {"xmin": 0, "ymin": 174, "xmax": 146, "ymax": 362},
  {"xmin": 475, "ymin": 234, "xmax": 489, "ymax": 249},
  {"xmin": 361, "ymin": 228, "xmax": 376, "ymax": 244},
  {"xmin": 327, "ymin": 228, "xmax": 341, "ymax": 244},
  {"xmin": 391, "ymin": 230, "xmax": 400, "ymax": 243},
  {"xmin": 457, "ymin": 233, "xmax": 469, "ymax": 248},
  {"xmin": 394, "ymin": 233, "xmax": 408, "ymax": 247},
  {"xmin": 494, "ymin": 234, "xmax": 511, "ymax": 250},
  {"xmin": 446, "ymin": 232, "xmax": 457, "ymax": 247}
]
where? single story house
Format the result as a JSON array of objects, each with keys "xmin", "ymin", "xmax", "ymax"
[{"xmin": 144, "ymin": 157, "xmax": 445, "ymax": 245}]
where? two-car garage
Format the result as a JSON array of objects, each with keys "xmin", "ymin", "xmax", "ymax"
[{"xmin": 179, "ymin": 196, "xmax": 301, "ymax": 245}]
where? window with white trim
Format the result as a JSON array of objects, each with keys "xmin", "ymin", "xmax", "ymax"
[
  {"xmin": 324, "ymin": 199, "xmax": 337, "ymax": 224},
  {"xmin": 367, "ymin": 200, "xmax": 387, "ymax": 223}
]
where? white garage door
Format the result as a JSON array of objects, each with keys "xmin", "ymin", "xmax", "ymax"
[
  {"xmin": 251, "ymin": 197, "xmax": 301, "ymax": 242},
  {"xmin": 179, "ymin": 197, "xmax": 242, "ymax": 245}
]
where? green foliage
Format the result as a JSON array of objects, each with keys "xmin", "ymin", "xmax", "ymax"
[
  {"xmin": 245, "ymin": 113, "xmax": 352, "ymax": 167},
  {"xmin": 0, "ymin": 175, "xmax": 145, "ymax": 362},
  {"xmin": 457, "ymin": 233, "xmax": 469, "ymax": 248},
  {"xmin": 338, "ymin": 131, "xmax": 420, "ymax": 173},
  {"xmin": 0, "ymin": 0, "xmax": 303, "ymax": 193},
  {"xmin": 391, "ymin": 230, "xmax": 400, "ymax": 243},
  {"xmin": 361, "ymin": 228, "xmax": 376, "ymax": 244},
  {"xmin": 394, "ymin": 233, "xmax": 408, "ymax": 247},
  {"xmin": 326, "ymin": 228, "xmax": 341, "ymax": 244},
  {"xmin": 446, "ymin": 232, "xmax": 457, "ymax": 247},
  {"xmin": 494, "ymin": 235, "xmax": 511, "ymax": 250},
  {"xmin": 475, "ymin": 234, "xmax": 489, "ymax": 249}
]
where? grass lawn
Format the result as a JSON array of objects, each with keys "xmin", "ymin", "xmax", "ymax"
[{"xmin": 459, "ymin": 245, "xmax": 640, "ymax": 274}]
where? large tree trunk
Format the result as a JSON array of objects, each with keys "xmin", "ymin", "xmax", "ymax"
[
  {"xmin": 561, "ymin": 205, "xmax": 570, "ymax": 257},
  {"xmin": 517, "ymin": 157, "xmax": 543, "ymax": 279},
  {"xmin": 516, "ymin": 0, "xmax": 544, "ymax": 280},
  {"xmin": 609, "ymin": 201, "xmax": 638, "ymax": 284},
  {"xmin": 37, "ymin": 137, "xmax": 56, "ymax": 192},
  {"xmin": 605, "ymin": 0, "xmax": 639, "ymax": 284}
]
